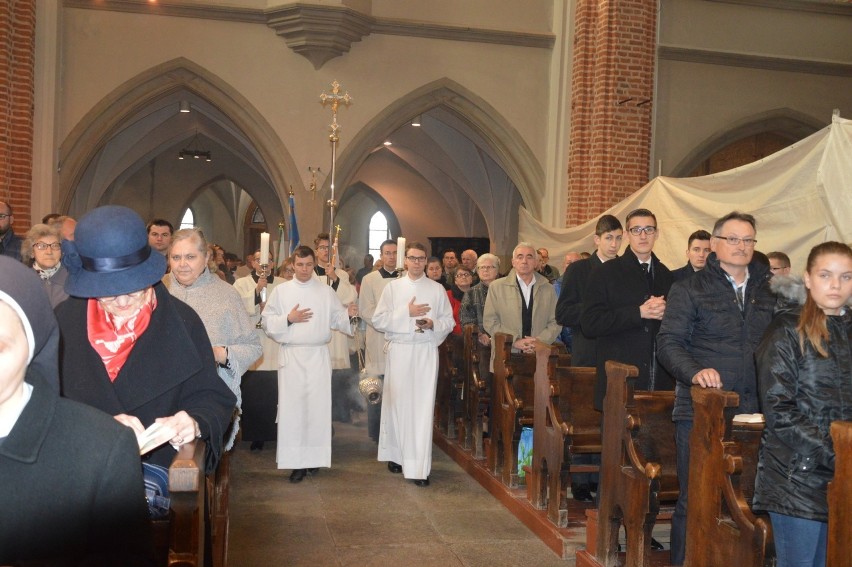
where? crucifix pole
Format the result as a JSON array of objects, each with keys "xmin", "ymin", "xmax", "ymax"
[{"xmin": 319, "ymin": 80, "xmax": 352, "ymax": 242}]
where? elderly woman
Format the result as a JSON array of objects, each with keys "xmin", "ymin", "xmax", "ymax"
[
  {"xmin": 461, "ymin": 253, "xmax": 501, "ymax": 346},
  {"xmin": 0, "ymin": 257, "xmax": 150, "ymax": 563},
  {"xmin": 22, "ymin": 223, "xmax": 69, "ymax": 308},
  {"xmin": 278, "ymin": 256, "xmax": 295, "ymax": 280},
  {"xmin": 55, "ymin": 206, "xmax": 236, "ymax": 474},
  {"xmin": 166, "ymin": 228, "xmax": 261, "ymax": 449}
]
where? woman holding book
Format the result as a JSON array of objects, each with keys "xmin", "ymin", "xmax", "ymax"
[
  {"xmin": 55, "ymin": 206, "xmax": 236, "ymax": 474},
  {"xmin": 754, "ymin": 241, "xmax": 852, "ymax": 567}
]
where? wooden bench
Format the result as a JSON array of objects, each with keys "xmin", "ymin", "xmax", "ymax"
[
  {"xmin": 435, "ymin": 332, "xmax": 465, "ymax": 439},
  {"xmin": 459, "ymin": 323, "xmax": 492, "ymax": 459},
  {"xmin": 487, "ymin": 332, "xmax": 538, "ymax": 487},
  {"xmin": 577, "ymin": 361, "xmax": 678, "ymax": 567},
  {"xmin": 526, "ymin": 346, "xmax": 598, "ymax": 527},
  {"xmin": 829, "ymin": 420, "xmax": 852, "ymax": 567},
  {"xmin": 153, "ymin": 441, "xmax": 206, "ymax": 567},
  {"xmin": 685, "ymin": 387, "xmax": 772, "ymax": 567}
]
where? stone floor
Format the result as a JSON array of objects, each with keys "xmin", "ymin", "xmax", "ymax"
[{"xmin": 227, "ymin": 417, "xmax": 574, "ymax": 566}]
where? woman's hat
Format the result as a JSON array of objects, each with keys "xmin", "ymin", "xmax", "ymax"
[{"xmin": 63, "ymin": 205, "xmax": 166, "ymax": 298}]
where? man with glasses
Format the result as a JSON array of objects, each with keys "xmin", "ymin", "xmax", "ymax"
[
  {"xmin": 0, "ymin": 200, "xmax": 22, "ymax": 261},
  {"xmin": 358, "ymin": 239, "xmax": 398, "ymax": 442},
  {"xmin": 657, "ymin": 211, "xmax": 775, "ymax": 565},
  {"xmin": 373, "ymin": 242, "xmax": 454, "ymax": 486},
  {"xmin": 313, "ymin": 232, "xmax": 358, "ymax": 423},
  {"xmin": 767, "ymin": 251, "xmax": 792, "ymax": 277},
  {"xmin": 582, "ymin": 209, "xmax": 675, "ymax": 412}
]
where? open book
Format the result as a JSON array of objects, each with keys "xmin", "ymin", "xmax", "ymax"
[
  {"xmin": 137, "ymin": 422, "xmax": 172, "ymax": 455},
  {"xmin": 732, "ymin": 413, "xmax": 765, "ymax": 424}
]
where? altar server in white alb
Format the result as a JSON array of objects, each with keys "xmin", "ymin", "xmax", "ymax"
[
  {"xmin": 262, "ymin": 245, "xmax": 358, "ymax": 483},
  {"xmin": 373, "ymin": 241, "xmax": 454, "ymax": 486}
]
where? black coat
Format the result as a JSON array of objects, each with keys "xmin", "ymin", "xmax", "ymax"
[
  {"xmin": 56, "ymin": 283, "xmax": 237, "ymax": 472},
  {"xmin": 753, "ymin": 304, "xmax": 852, "ymax": 522},
  {"xmin": 0, "ymin": 372, "xmax": 151, "ymax": 565},
  {"xmin": 670, "ymin": 262, "xmax": 697, "ymax": 282},
  {"xmin": 657, "ymin": 253, "xmax": 774, "ymax": 421},
  {"xmin": 555, "ymin": 253, "xmax": 604, "ymax": 366},
  {"xmin": 581, "ymin": 247, "xmax": 674, "ymax": 410}
]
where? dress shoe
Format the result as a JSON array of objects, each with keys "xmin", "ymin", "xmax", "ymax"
[
  {"xmin": 387, "ymin": 461, "xmax": 403, "ymax": 474},
  {"xmin": 571, "ymin": 484, "xmax": 594, "ymax": 502},
  {"xmin": 289, "ymin": 469, "xmax": 306, "ymax": 483},
  {"xmin": 413, "ymin": 478, "xmax": 430, "ymax": 487},
  {"xmin": 250, "ymin": 441, "xmax": 264, "ymax": 451},
  {"xmin": 650, "ymin": 538, "xmax": 665, "ymax": 551}
]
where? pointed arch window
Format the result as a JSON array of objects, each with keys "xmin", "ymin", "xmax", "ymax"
[
  {"xmin": 368, "ymin": 211, "xmax": 390, "ymax": 259},
  {"xmin": 180, "ymin": 208, "xmax": 195, "ymax": 229}
]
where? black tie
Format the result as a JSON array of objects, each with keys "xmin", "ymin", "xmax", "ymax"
[{"xmin": 641, "ymin": 262, "xmax": 653, "ymax": 289}]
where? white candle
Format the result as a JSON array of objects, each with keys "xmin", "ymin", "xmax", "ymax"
[
  {"xmin": 396, "ymin": 237, "xmax": 405, "ymax": 270},
  {"xmin": 260, "ymin": 232, "xmax": 270, "ymax": 266}
]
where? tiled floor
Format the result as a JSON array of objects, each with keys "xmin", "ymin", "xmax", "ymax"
[{"xmin": 227, "ymin": 418, "xmax": 574, "ymax": 566}]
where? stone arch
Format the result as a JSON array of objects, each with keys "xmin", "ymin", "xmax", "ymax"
[
  {"xmin": 56, "ymin": 57, "xmax": 299, "ymax": 220},
  {"xmin": 671, "ymin": 108, "xmax": 825, "ymax": 177},
  {"xmin": 330, "ymin": 77, "xmax": 544, "ymax": 219}
]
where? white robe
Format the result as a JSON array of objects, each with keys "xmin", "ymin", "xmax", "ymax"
[
  {"xmin": 262, "ymin": 277, "xmax": 352, "ymax": 469},
  {"xmin": 358, "ymin": 268, "xmax": 396, "ymax": 376},
  {"xmin": 314, "ymin": 268, "xmax": 357, "ymax": 369},
  {"xmin": 372, "ymin": 273, "xmax": 454, "ymax": 479},
  {"xmin": 233, "ymin": 273, "xmax": 284, "ymax": 371}
]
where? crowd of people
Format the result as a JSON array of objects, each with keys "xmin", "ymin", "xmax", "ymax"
[{"xmin": 1, "ymin": 196, "xmax": 849, "ymax": 567}]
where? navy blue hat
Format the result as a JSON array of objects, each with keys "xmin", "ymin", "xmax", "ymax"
[{"xmin": 63, "ymin": 205, "xmax": 166, "ymax": 298}]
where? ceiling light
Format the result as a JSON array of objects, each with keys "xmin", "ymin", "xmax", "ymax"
[
  {"xmin": 178, "ymin": 130, "xmax": 212, "ymax": 162},
  {"xmin": 411, "ymin": 115, "xmax": 421, "ymax": 127},
  {"xmin": 383, "ymin": 140, "xmax": 392, "ymax": 146},
  {"xmin": 179, "ymin": 101, "xmax": 191, "ymax": 113}
]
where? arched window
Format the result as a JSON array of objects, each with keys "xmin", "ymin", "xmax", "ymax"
[
  {"xmin": 368, "ymin": 211, "xmax": 389, "ymax": 258},
  {"xmin": 180, "ymin": 208, "xmax": 195, "ymax": 229}
]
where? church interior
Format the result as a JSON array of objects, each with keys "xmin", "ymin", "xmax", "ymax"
[{"xmin": 3, "ymin": 0, "xmax": 852, "ymax": 565}]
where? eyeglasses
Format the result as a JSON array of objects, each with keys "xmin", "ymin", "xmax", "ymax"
[
  {"xmin": 0, "ymin": 214, "xmax": 10, "ymax": 219},
  {"xmin": 628, "ymin": 226, "xmax": 657, "ymax": 236},
  {"xmin": 478, "ymin": 265, "xmax": 497, "ymax": 271},
  {"xmin": 769, "ymin": 266, "xmax": 788, "ymax": 272},
  {"xmin": 713, "ymin": 235, "xmax": 757, "ymax": 247},
  {"xmin": 98, "ymin": 289, "xmax": 147, "ymax": 303},
  {"xmin": 406, "ymin": 256, "xmax": 427, "ymax": 263},
  {"xmin": 317, "ymin": 245, "xmax": 330, "ymax": 251},
  {"xmin": 33, "ymin": 242, "xmax": 62, "ymax": 251},
  {"xmin": 455, "ymin": 272, "xmax": 472, "ymax": 278}
]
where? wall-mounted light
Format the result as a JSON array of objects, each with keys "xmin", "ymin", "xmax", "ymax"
[{"xmin": 179, "ymin": 100, "xmax": 191, "ymax": 113}]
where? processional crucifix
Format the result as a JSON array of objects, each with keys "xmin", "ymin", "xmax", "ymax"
[{"xmin": 319, "ymin": 80, "xmax": 352, "ymax": 242}]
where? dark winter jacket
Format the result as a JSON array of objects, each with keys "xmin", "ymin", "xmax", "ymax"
[
  {"xmin": 752, "ymin": 277, "xmax": 852, "ymax": 522},
  {"xmin": 555, "ymin": 253, "xmax": 604, "ymax": 367},
  {"xmin": 657, "ymin": 252, "xmax": 774, "ymax": 421},
  {"xmin": 56, "ymin": 282, "xmax": 237, "ymax": 473},
  {"xmin": 581, "ymin": 246, "xmax": 674, "ymax": 410}
]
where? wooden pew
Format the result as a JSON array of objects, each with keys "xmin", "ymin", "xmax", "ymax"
[
  {"xmin": 527, "ymin": 346, "xmax": 598, "ymax": 527},
  {"xmin": 153, "ymin": 440, "xmax": 206, "ymax": 567},
  {"xmin": 685, "ymin": 387, "xmax": 772, "ymax": 567},
  {"xmin": 460, "ymin": 323, "xmax": 492, "ymax": 459},
  {"xmin": 578, "ymin": 361, "xmax": 678, "ymax": 567},
  {"xmin": 487, "ymin": 332, "xmax": 538, "ymax": 487},
  {"xmin": 209, "ymin": 450, "xmax": 231, "ymax": 567},
  {"xmin": 435, "ymin": 332, "xmax": 465, "ymax": 438},
  {"xmin": 829, "ymin": 420, "xmax": 852, "ymax": 567}
]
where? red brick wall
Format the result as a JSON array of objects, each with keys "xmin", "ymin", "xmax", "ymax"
[
  {"xmin": 0, "ymin": 0, "xmax": 35, "ymax": 232},
  {"xmin": 566, "ymin": 0, "xmax": 657, "ymax": 226}
]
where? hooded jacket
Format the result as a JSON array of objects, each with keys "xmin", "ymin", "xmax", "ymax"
[{"xmin": 752, "ymin": 276, "xmax": 852, "ymax": 521}]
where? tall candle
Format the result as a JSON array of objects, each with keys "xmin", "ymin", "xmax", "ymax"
[
  {"xmin": 260, "ymin": 232, "xmax": 270, "ymax": 266},
  {"xmin": 396, "ymin": 237, "xmax": 406, "ymax": 270}
]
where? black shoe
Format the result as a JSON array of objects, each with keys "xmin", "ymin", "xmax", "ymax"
[
  {"xmin": 250, "ymin": 441, "xmax": 264, "ymax": 451},
  {"xmin": 387, "ymin": 461, "xmax": 403, "ymax": 474},
  {"xmin": 413, "ymin": 477, "xmax": 430, "ymax": 487},
  {"xmin": 589, "ymin": 482, "xmax": 598, "ymax": 493},
  {"xmin": 289, "ymin": 469, "xmax": 306, "ymax": 483},
  {"xmin": 650, "ymin": 538, "xmax": 665, "ymax": 551},
  {"xmin": 571, "ymin": 484, "xmax": 594, "ymax": 502}
]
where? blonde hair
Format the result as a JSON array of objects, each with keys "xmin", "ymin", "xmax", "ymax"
[{"xmin": 22, "ymin": 223, "xmax": 61, "ymax": 266}]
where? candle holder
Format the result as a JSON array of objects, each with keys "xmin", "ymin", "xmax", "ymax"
[{"xmin": 255, "ymin": 263, "xmax": 271, "ymax": 329}]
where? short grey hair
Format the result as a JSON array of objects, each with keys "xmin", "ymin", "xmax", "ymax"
[
  {"xmin": 477, "ymin": 253, "xmax": 500, "ymax": 271},
  {"xmin": 512, "ymin": 242, "xmax": 536, "ymax": 257}
]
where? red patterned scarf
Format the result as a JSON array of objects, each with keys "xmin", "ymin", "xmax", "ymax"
[{"xmin": 87, "ymin": 291, "xmax": 156, "ymax": 381}]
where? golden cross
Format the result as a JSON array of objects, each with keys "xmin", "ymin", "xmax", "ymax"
[{"xmin": 319, "ymin": 80, "xmax": 352, "ymax": 139}]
